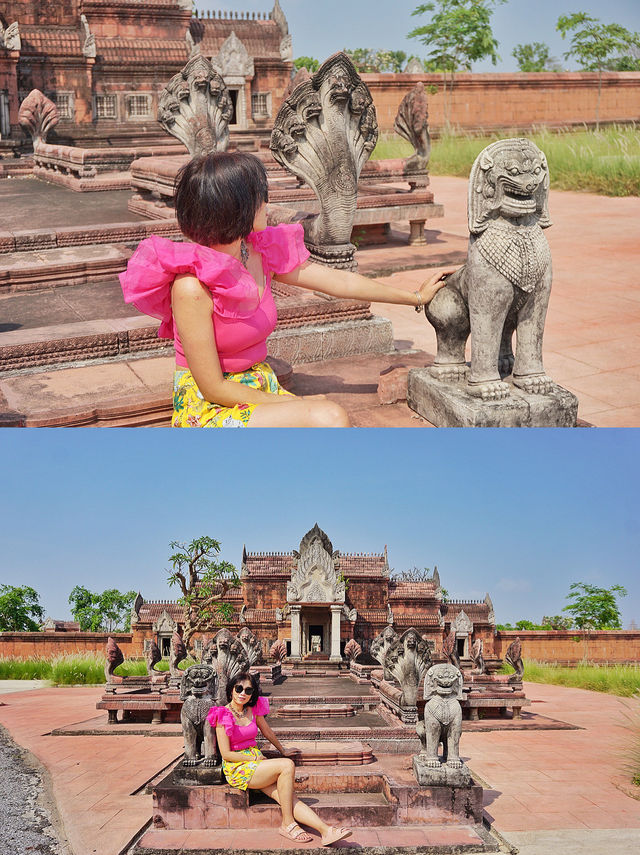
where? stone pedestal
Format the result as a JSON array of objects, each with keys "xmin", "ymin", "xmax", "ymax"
[
  {"xmin": 413, "ymin": 754, "xmax": 472, "ymax": 787},
  {"xmin": 172, "ymin": 763, "xmax": 223, "ymax": 786},
  {"xmin": 407, "ymin": 369, "xmax": 579, "ymax": 427}
]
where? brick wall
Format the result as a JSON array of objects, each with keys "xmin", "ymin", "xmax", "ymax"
[
  {"xmin": 363, "ymin": 72, "xmax": 640, "ymax": 134},
  {"xmin": 495, "ymin": 630, "xmax": 640, "ymax": 665},
  {"xmin": 0, "ymin": 632, "xmax": 135, "ymax": 659}
]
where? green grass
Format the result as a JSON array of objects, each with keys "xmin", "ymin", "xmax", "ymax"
[
  {"xmin": 372, "ymin": 125, "xmax": 640, "ymax": 196},
  {"xmin": 499, "ymin": 659, "xmax": 640, "ymax": 697},
  {"xmin": 0, "ymin": 654, "xmax": 197, "ymax": 684}
]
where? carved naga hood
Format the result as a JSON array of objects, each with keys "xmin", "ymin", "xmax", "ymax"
[{"xmin": 287, "ymin": 524, "xmax": 345, "ymax": 604}]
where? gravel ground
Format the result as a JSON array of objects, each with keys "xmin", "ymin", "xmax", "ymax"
[{"xmin": 0, "ymin": 724, "xmax": 71, "ymax": 855}]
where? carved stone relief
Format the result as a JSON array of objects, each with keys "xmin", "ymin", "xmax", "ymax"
[
  {"xmin": 505, "ymin": 637, "xmax": 524, "ymax": 682},
  {"xmin": 384, "ymin": 628, "xmax": 432, "ymax": 708},
  {"xmin": 202, "ymin": 628, "xmax": 250, "ymax": 705},
  {"xmin": 170, "ymin": 631, "xmax": 187, "ymax": 677},
  {"xmin": 394, "ymin": 82, "xmax": 431, "ymax": 172},
  {"xmin": 1, "ymin": 22, "xmax": 21, "ymax": 51},
  {"xmin": 212, "ymin": 31, "xmax": 254, "ymax": 82},
  {"xmin": 158, "ymin": 55, "xmax": 232, "ymax": 156},
  {"xmin": 18, "ymin": 90, "xmax": 59, "ymax": 145},
  {"xmin": 80, "ymin": 15, "xmax": 96, "ymax": 59},
  {"xmin": 370, "ymin": 625, "xmax": 398, "ymax": 679},
  {"xmin": 270, "ymin": 639, "xmax": 287, "ymax": 663},
  {"xmin": 237, "ymin": 626, "xmax": 262, "ymax": 666},
  {"xmin": 344, "ymin": 639, "xmax": 362, "ymax": 662},
  {"xmin": 287, "ymin": 524, "xmax": 345, "ymax": 604},
  {"xmin": 270, "ymin": 52, "xmax": 378, "ymax": 270},
  {"xmin": 105, "ymin": 637, "xmax": 124, "ymax": 683}
]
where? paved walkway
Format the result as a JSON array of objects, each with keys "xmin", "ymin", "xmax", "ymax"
[{"xmin": 0, "ymin": 680, "xmax": 638, "ymax": 854}]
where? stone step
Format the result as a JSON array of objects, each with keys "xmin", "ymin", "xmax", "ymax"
[
  {"xmin": 0, "ymin": 243, "xmax": 134, "ymax": 292},
  {"xmin": 275, "ymin": 704, "xmax": 356, "ymax": 718},
  {"xmin": 136, "ymin": 823, "xmax": 496, "ymax": 853},
  {"xmin": 0, "ymin": 316, "xmax": 170, "ymax": 374}
]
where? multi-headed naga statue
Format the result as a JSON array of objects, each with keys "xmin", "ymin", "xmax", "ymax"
[
  {"xmin": 202, "ymin": 628, "xmax": 250, "ymax": 705},
  {"xmin": 384, "ymin": 628, "xmax": 432, "ymax": 708},
  {"xmin": 425, "ymin": 138, "xmax": 555, "ymax": 401},
  {"xmin": 158, "ymin": 55, "xmax": 233, "ymax": 157},
  {"xmin": 270, "ymin": 52, "xmax": 378, "ymax": 270}
]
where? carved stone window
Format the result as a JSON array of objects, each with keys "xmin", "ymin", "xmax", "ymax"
[
  {"xmin": 52, "ymin": 92, "xmax": 74, "ymax": 120},
  {"xmin": 94, "ymin": 94, "xmax": 117, "ymax": 120},
  {"xmin": 251, "ymin": 92, "xmax": 271, "ymax": 120},
  {"xmin": 126, "ymin": 93, "xmax": 152, "ymax": 120}
]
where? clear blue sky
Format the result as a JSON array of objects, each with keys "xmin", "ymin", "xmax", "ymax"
[
  {"xmin": 196, "ymin": 0, "xmax": 640, "ymax": 73},
  {"xmin": 0, "ymin": 430, "xmax": 637, "ymax": 629}
]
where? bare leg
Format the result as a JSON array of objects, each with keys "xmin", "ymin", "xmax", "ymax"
[
  {"xmin": 260, "ymin": 781, "xmax": 332, "ymax": 837},
  {"xmin": 247, "ymin": 758, "xmax": 296, "ymax": 825},
  {"xmin": 248, "ymin": 397, "xmax": 351, "ymax": 428}
]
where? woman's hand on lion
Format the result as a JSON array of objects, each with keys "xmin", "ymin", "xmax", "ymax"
[{"xmin": 418, "ymin": 267, "xmax": 460, "ymax": 306}]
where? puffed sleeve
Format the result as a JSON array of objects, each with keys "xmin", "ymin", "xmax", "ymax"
[
  {"xmin": 119, "ymin": 235, "xmax": 261, "ymax": 338},
  {"xmin": 207, "ymin": 705, "xmax": 234, "ymax": 731},
  {"xmin": 254, "ymin": 696, "xmax": 270, "ymax": 717},
  {"xmin": 246, "ymin": 224, "xmax": 310, "ymax": 275}
]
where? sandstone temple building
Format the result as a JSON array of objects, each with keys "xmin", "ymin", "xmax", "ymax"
[
  {"xmin": 130, "ymin": 525, "xmax": 497, "ymax": 664},
  {"xmin": 0, "ymin": 0, "xmax": 293, "ymax": 144}
]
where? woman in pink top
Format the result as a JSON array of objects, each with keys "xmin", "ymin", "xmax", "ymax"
[
  {"xmin": 120, "ymin": 151, "xmax": 454, "ymax": 427},
  {"xmin": 208, "ymin": 672, "xmax": 351, "ymax": 846}
]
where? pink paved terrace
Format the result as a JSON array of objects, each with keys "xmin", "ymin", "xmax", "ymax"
[
  {"xmin": 0, "ymin": 681, "xmax": 639, "ymax": 854},
  {"xmin": 1, "ymin": 175, "xmax": 638, "ymax": 426}
]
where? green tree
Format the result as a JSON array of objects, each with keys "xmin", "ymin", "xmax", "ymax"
[
  {"xmin": 557, "ymin": 13, "xmax": 640, "ymax": 129},
  {"xmin": 293, "ymin": 56, "xmax": 319, "ymax": 72},
  {"xmin": 409, "ymin": 0, "xmax": 506, "ymax": 125},
  {"xmin": 541, "ymin": 614, "xmax": 574, "ymax": 630},
  {"xmin": 512, "ymin": 42, "xmax": 553, "ymax": 72},
  {"xmin": 0, "ymin": 585, "xmax": 44, "ymax": 631},
  {"xmin": 562, "ymin": 582, "xmax": 628, "ymax": 629},
  {"xmin": 344, "ymin": 49, "xmax": 409, "ymax": 73},
  {"xmin": 68, "ymin": 586, "xmax": 137, "ymax": 632},
  {"xmin": 166, "ymin": 536, "xmax": 240, "ymax": 653}
]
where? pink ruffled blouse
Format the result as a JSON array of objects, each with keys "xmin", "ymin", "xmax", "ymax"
[
  {"xmin": 207, "ymin": 696, "xmax": 270, "ymax": 751},
  {"xmin": 119, "ymin": 224, "xmax": 310, "ymax": 373}
]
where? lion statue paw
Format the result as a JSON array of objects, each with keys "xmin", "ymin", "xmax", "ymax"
[
  {"xmin": 430, "ymin": 363, "xmax": 468, "ymax": 381},
  {"xmin": 513, "ymin": 373, "xmax": 553, "ymax": 395},
  {"xmin": 467, "ymin": 379, "xmax": 510, "ymax": 401}
]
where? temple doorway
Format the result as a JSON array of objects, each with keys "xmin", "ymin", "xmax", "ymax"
[{"xmin": 309, "ymin": 625, "xmax": 324, "ymax": 654}]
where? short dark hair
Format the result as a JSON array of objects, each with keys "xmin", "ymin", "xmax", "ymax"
[
  {"xmin": 174, "ymin": 151, "xmax": 268, "ymax": 246},
  {"xmin": 226, "ymin": 671, "xmax": 261, "ymax": 707}
]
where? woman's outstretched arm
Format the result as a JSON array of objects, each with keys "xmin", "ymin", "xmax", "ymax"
[{"xmin": 276, "ymin": 262, "xmax": 459, "ymax": 309}]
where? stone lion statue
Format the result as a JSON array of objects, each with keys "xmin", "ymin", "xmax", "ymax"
[
  {"xmin": 179, "ymin": 664, "xmax": 218, "ymax": 767},
  {"xmin": 417, "ymin": 663, "xmax": 464, "ymax": 769},
  {"xmin": 426, "ymin": 138, "xmax": 553, "ymax": 401}
]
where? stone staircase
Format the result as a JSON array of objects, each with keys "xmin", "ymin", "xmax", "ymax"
[{"xmin": 145, "ymin": 754, "xmax": 495, "ymax": 854}]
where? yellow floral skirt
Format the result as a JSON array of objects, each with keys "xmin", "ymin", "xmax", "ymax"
[
  {"xmin": 172, "ymin": 361, "xmax": 293, "ymax": 428},
  {"xmin": 222, "ymin": 746, "xmax": 265, "ymax": 790}
]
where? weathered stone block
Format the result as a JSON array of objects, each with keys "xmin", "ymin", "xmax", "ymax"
[
  {"xmin": 407, "ymin": 369, "xmax": 578, "ymax": 427},
  {"xmin": 378, "ymin": 365, "xmax": 410, "ymax": 404},
  {"xmin": 412, "ymin": 755, "xmax": 472, "ymax": 787}
]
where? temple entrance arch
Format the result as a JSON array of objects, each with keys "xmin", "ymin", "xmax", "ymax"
[{"xmin": 287, "ymin": 525, "xmax": 345, "ymax": 662}]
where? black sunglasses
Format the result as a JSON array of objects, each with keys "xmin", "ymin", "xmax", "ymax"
[{"xmin": 233, "ymin": 684, "xmax": 252, "ymax": 694}]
